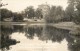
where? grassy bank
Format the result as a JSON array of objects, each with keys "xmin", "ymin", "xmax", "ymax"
[
  {"xmin": 53, "ymin": 22, "xmax": 77, "ymax": 30},
  {"xmin": 52, "ymin": 22, "xmax": 80, "ymax": 35}
]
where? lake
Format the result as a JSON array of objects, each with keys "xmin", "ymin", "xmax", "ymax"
[{"xmin": 0, "ymin": 24, "xmax": 80, "ymax": 51}]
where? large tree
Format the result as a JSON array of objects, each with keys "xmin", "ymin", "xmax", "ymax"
[
  {"xmin": 1, "ymin": 8, "xmax": 12, "ymax": 21},
  {"xmin": 13, "ymin": 13, "xmax": 23, "ymax": 22},
  {"xmin": 24, "ymin": 6, "xmax": 35, "ymax": 19},
  {"xmin": 46, "ymin": 6, "xmax": 64, "ymax": 23},
  {"xmin": 66, "ymin": 0, "xmax": 80, "ymax": 24},
  {"xmin": 65, "ymin": 4, "xmax": 74, "ymax": 21},
  {"xmin": 45, "ymin": 6, "xmax": 56, "ymax": 23},
  {"xmin": 74, "ymin": 1, "xmax": 80, "ymax": 23},
  {"xmin": 55, "ymin": 6, "xmax": 64, "ymax": 20},
  {"xmin": 35, "ymin": 8, "xmax": 43, "ymax": 19}
]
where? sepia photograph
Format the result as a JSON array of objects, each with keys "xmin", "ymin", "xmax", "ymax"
[{"xmin": 0, "ymin": 0, "xmax": 80, "ymax": 51}]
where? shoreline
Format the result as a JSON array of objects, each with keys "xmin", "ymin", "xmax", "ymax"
[
  {"xmin": 1, "ymin": 21, "xmax": 80, "ymax": 35},
  {"xmin": 0, "ymin": 21, "xmax": 45, "ymax": 25},
  {"xmin": 1, "ymin": 21, "xmax": 80, "ymax": 30}
]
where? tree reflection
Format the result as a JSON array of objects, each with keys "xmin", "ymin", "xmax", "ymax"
[
  {"xmin": 67, "ymin": 35, "xmax": 80, "ymax": 51},
  {"xmin": 25, "ymin": 26, "xmax": 35, "ymax": 39},
  {"xmin": 1, "ymin": 25, "xmax": 13, "ymax": 35},
  {"xmin": 1, "ymin": 25, "xmax": 80, "ymax": 51},
  {"xmin": 24, "ymin": 25, "xmax": 70, "ymax": 43},
  {"xmin": 13, "ymin": 25, "xmax": 24, "ymax": 33},
  {"xmin": 39, "ymin": 25, "xmax": 69, "ymax": 43},
  {"xmin": 24, "ymin": 25, "xmax": 80, "ymax": 51},
  {"xmin": 1, "ymin": 25, "xmax": 20, "ymax": 51},
  {"xmin": 64, "ymin": 27, "xmax": 80, "ymax": 51},
  {"xmin": 24, "ymin": 25, "xmax": 43, "ymax": 39}
]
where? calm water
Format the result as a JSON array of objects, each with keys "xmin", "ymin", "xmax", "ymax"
[{"xmin": 0, "ymin": 24, "xmax": 80, "ymax": 51}]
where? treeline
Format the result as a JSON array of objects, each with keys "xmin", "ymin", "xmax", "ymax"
[
  {"xmin": 1, "ymin": 9, "xmax": 23, "ymax": 21},
  {"xmin": 23, "ymin": 6, "xmax": 43, "ymax": 19},
  {"xmin": 65, "ymin": 0, "xmax": 80, "ymax": 24},
  {"xmin": 1, "ymin": 0, "xmax": 80, "ymax": 24},
  {"xmin": 1, "ymin": 6, "xmax": 43, "ymax": 21},
  {"xmin": 45, "ymin": 6, "xmax": 64, "ymax": 23},
  {"xmin": 46, "ymin": 0, "xmax": 80, "ymax": 23}
]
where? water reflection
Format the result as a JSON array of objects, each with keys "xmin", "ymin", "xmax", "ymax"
[
  {"xmin": 67, "ymin": 35, "xmax": 80, "ymax": 51},
  {"xmin": 24, "ymin": 25, "xmax": 43, "ymax": 39},
  {"xmin": 0, "ymin": 25, "xmax": 20, "ymax": 51},
  {"xmin": 0, "ymin": 25, "xmax": 80, "ymax": 51},
  {"xmin": 13, "ymin": 25, "xmax": 24, "ymax": 33}
]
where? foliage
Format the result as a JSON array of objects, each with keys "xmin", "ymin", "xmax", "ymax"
[
  {"xmin": 35, "ymin": 8, "xmax": 43, "ymax": 19},
  {"xmin": 1, "ymin": 1, "xmax": 80, "ymax": 23},
  {"xmin": 24, "ymin": 6, "xmax": 35, "ymax": 19},
  {"xmin": 65, "ymin": 4, "xmax": 74, "ymax": 21},
  {"xmin": 13, "ymin": 13, "xmax": 23, "ymax": 22},
  {"xmin": 45, "ymin": 6, "xmax": 64, "ymax": 23},
  {"xmin": 1, "ymin": 8, "xmax": 12, "ymax": 21},
  {"xmin": 66, "ymin": 0, "xmax": 80, "ymax": 24},
  {"xmin": 74, "ymin": 1, "xmax": 80, "ymax": 24}
]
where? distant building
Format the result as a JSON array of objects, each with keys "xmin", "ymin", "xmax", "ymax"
[{"xmin": 38, "ymin": 3, "xmax": 50, "ymax": 18}]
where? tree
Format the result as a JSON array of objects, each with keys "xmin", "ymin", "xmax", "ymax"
[
  {"xmin": 35, "ymin": 8, "xmax": 43, "ymax": 19},
  {"xmin": 45, "ymin": 6, "xmax": 64, "ymax": 23},
  {"xmin": 0, "ymin": 0, "xmax": 8, "ymax": 7},
  {"xmin": 55, "ymin": 6, "xmax": 64, "ymax": 21},
  {"xmin": 74, "ymin": 1, "xmax": 80, "ymax": 23},
  {"xmin": 45, "ymin": 6, "xmax": 56, "ymax": 23},
  {"xmin": 13, "ymin": 13, "xmax": 23, "ymax": 22},
  {"xmin": 1, "ymin": 8, "xmax": 12, "ymax": 21},
  {"xmin": 66, "ymin": 0, "xmax": 80, "ymax": 24},
  {"xmin": 24, "ymin": 6, "xmax": 35, "ymax": 19},
  {"xmin": 65, "ymin": 4, "xmax": 74, "ymax": 21}
]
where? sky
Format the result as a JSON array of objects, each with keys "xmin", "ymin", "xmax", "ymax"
[{"xmin": 1, "ymin": 0, "xmax": 68, "ymax": 12}]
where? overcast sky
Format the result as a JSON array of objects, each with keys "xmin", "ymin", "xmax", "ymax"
[{"xmin": 2, "ymin": 0, "xmax": 68, "ymax": 12}]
